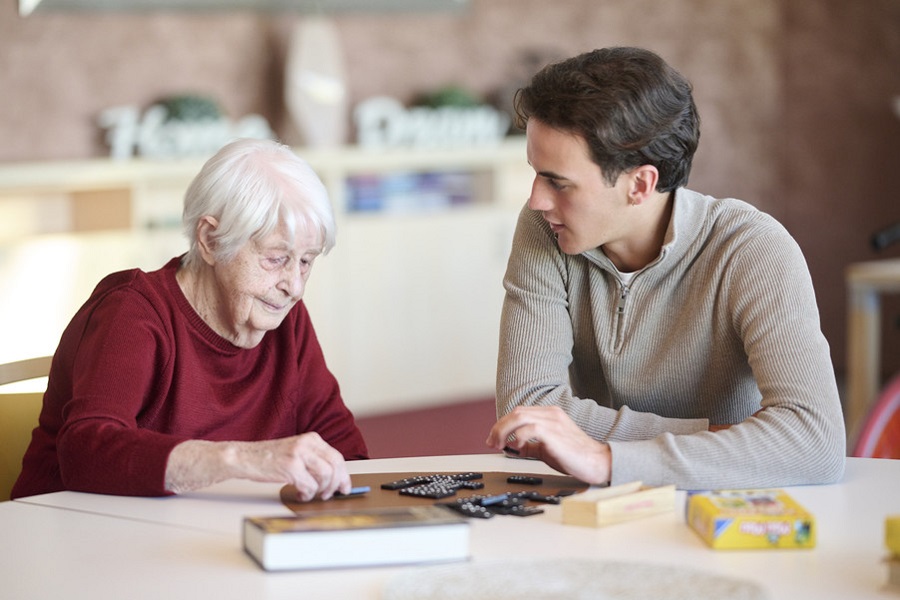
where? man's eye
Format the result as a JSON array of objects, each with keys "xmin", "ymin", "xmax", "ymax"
[{"xmin": 541, "ymin": 176, "xmax": 566, "ymax": 191}]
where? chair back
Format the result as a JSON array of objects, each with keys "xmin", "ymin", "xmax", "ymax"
[
  {"xmin": 0, "ymin": 356, "xmax": 52, "ymax": 501},
  {"xmin": 852, "ymin": 374, "xmax": 900, "ymax": 459},
  {"xmin": 0, "ymin": 356, "xmax": 52, "ymax": 387}
]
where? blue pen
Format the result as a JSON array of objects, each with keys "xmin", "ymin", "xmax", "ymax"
[{"xmin": 334, "ymin": 485, "xmax": 370, "ymax": 498}]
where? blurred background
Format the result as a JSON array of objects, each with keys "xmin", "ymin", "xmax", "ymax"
[{"xmin": 1, "ymin": 0, "xmax": 899, "ymax": 454}]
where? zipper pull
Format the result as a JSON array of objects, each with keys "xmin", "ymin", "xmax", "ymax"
[{"xmin": 617, "ymin": 285, "xmax": 630, "ymax": 314}]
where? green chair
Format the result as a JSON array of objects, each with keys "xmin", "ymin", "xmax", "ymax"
[{"xmin": 0, "ymin": 356, "xmax": 52, "ymax": 501}]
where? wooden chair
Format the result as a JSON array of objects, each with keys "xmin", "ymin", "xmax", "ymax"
[
  {"xmin": 852, "ymin": 373, "xmax": 900, "ymax": 459},
  {"xmin": 0, "ymin": 356, "xmax": 52, "ymax": 501}
]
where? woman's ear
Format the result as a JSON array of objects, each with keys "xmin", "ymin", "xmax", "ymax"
[
  {"xmin": 627, "ymin": 165, "xmax": 660, "ymax": 206},
  {"xmin": 195, "ymin": 216, "xmax": 220, "ymax": 266}
]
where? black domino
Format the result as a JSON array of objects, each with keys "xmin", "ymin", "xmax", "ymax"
[
  {"xmin": 438, "ymin": 500, "xmax": 495, "ymax": 519},
  {"xmin": 507, "ymin": 475, "xmax": 543, "ymax": 485},
  {"xmin": 399, "ymin": 484, "xmax": 459, "ymax": 499},
  {"xmin": 380, "ymin": 476, "xmax": 432, "ymax": 490},
  {"xmin": 513, "ymin": 490, "xmax": 561, "ymax": 504},
  {"xmin": 381, "ymin": 472, "xmax": 483, "ymax": 490},
  {"xmin": 492, "ymin": 497, "xmax": 545, "ymax": 517},
  {"xmin": 497, "ymin": 504, "xmax": 544, "ymax": 517}
]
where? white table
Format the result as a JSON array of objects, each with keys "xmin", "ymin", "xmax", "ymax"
[{"xmin": 4, "ymin": 454, "xmax": 899, "ymax": 599}]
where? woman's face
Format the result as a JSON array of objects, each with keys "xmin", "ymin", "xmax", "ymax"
[{"xmin": 206, "ymin": 220, "xmax": 322, "ymax": 349}]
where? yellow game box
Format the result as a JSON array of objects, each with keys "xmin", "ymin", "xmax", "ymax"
[
  {"xmin": 687, "ymin": 489, "xmax": 815, "ymax": 550},
  {"xmin": 887, "ymin": 515, "xmax": 900, "ymax": 557}
]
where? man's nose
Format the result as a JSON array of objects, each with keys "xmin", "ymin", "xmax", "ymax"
[{"xmin": 527, "ymin": 178, "xmax": 552, "ymax": 211}]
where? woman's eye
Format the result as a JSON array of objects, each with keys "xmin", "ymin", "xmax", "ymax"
[{"xmin": 262, "ymin": 253, "xmax": 317, "ymax": 271}]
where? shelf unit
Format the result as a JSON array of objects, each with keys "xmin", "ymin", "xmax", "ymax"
[{"xmin": 0, "ymin": 138, "xmax": 531, "ymax": 415}]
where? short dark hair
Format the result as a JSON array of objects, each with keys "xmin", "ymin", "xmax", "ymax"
[{"xmin": 514, "ymin": 47, "xmax": 700, "ymax": 192}]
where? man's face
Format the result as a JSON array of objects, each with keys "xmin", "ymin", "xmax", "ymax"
[{"xmin": 525, "ymin": 118, "xmax": 634, "ymax": 256}]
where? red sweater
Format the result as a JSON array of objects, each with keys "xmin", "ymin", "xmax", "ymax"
[{"xmin": 11, "ymin": 257, "xmax": 368, "ymax": 499}]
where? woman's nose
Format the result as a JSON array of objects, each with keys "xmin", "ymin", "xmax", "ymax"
[{"xmin": 281, "ymin": 263, "xmax": 307, "ymax": 299}]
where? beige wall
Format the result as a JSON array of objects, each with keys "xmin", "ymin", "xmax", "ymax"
[{"xmin": 2, "ymin": 0, "xmax": 900, "ymax": 376}]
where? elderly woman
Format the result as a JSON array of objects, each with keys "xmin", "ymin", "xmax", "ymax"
[{"xmin": 11, "ymin": 139, "xmax": 368, "ymax": 501}]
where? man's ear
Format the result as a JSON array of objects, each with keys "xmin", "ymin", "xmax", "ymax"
[
  {"xmin": 627, "ymin": 165, "xmax": 660, "ymax": 206},
  {"xmin": 195, "ymin": 216, "xmax": 220, "ymax": 266}
]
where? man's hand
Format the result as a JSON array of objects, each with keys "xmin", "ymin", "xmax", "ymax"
[{"xmin": 486, "ymin": 405, "xmax": 611, "ymax": 485}]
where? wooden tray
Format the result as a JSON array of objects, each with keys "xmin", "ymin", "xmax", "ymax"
[{"xmin": 280, "ymin": 471, "xmax": 589, "ymax": 514}]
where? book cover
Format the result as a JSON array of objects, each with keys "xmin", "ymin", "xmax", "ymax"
[
  {"xmin": 687, "ymin": 489, "xmax": 815, "ymax": 550},
  {"xmin": 243, "ymin": 505, "xmax": 470, "ymax": 571},
  {"xmin": 561, "ymin": 481, "xmax": 676, "ymax": 527}
]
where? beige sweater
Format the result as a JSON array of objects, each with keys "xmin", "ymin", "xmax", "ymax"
[{"xmin": 497, "ymin": 188, "xmax": 846, "ymax": 489}]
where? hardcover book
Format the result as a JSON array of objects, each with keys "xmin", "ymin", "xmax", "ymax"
[
  {"xmin": 687, "ymin": 489, "xmax": 815, "ymax": 550},
  {"xmin": 243, "ymin": 505, "xmax": 470, "ymax": 571}
]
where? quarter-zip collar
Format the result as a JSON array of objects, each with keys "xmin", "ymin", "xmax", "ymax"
[{"xmin": 580, "ymin": 188, "xmax": 711, "ymax": 282}]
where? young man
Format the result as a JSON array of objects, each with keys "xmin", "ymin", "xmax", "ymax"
[{"xmin": 486, "ymin": 47, "xmax": 845, "ymax": 489}]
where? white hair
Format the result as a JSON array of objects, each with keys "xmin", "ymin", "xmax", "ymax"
[{"xmin": 181, "ymin": 138, "xmax": 335, "ymax": 269}]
